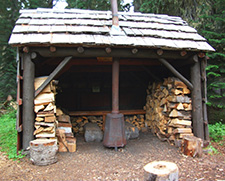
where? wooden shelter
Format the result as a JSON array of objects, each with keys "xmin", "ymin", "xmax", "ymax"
[{"xmin": 9, "ymin": 8, "xmax": 214, "ymax": 150}]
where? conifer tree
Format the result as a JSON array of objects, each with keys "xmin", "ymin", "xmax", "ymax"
[
  {"xmin": 66, "ymin": 0, "xmax": 124, "ymax": 11},
  {"xmin": 198, "ymin": 0, "xmax": 225, "ymax": 108},
  {"xmin": 0, "ymin": 0, "xmax": 57, "ymax": 102}
]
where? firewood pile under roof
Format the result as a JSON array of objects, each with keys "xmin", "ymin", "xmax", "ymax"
[{"xmin": 9, "ymin": 8, "xmax": 214, "ymax": 51}]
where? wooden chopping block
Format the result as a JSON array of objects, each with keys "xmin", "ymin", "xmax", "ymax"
[
  {"xmin": 144, "ymin": 161, "xmax": 178, "ymax": 181},
  {"xmin": 30, "ymin": 139, "xmax": 58, "ymax": 166}
]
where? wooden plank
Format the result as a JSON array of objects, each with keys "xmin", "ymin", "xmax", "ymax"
[
  {"xmin": 27, "ymin": 26, "xmax": 40, "ymax": 32},
  {"xmin": 69, "ymin": 110, "xmax": 146, "ymax": 116},
  {"xmin": 51, "ymin": 34, "xmax": 71, "ymax": 44},
  {"xmin": 122, "ymin": 27, "xmax": 134, "ymax": 36},
  {"xmin": 35, "ymin": 56, "xmax": 72, "ymax": 97},
  {"xmin": 201, "ymin": 57, "xmax": 209, "ymax": 141},
  {"xmin": 51, "ymin": 26, "xmax": 67, "ymax": 32},
  {"xmin": 38, "ymin": 26, "xmax": 51, "ymax": 33},
  {"xmin": 8, "ymin": 34, "xmax": 23, "ymax": 45},
  {"xmin": 158, "ymin": 58, "xmax": 193, "ymax": 90},
  {"xmin": 16, "ymin": 50, "xmax": 22, "ymax": 152}
]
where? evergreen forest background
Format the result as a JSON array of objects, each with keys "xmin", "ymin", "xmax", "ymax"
[{"xmin": 0, "ymin": 0, "xmax": 224, "ymax": 123}]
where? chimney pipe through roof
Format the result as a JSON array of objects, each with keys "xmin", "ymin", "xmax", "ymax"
[{"xmin": 111, "ymin": 0, "xmax": 119, "ymax": 26}]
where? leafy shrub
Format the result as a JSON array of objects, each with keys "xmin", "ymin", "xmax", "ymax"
[
  {"xmin": 0, "ymin": 109, "xmax": 25, "ymax": 160},
  {"xmin": 208, "ymin": 144, "xmax": 219, "ymax": 155},
  {"xmin": 208, "ymin": 122, "xmax": 225, "ymax": 142}
]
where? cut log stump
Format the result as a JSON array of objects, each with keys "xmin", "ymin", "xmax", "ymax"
[
  {"xmin": 181, "ymin": 135, "xmax": 203, "ymax": 157},
  {"xmin": 144, "ymin": 161, "xmax": 178, "ymax": 181},
  {"xmin": 30, "ymin": 139, "xmax": 58, "ymax": 166}
]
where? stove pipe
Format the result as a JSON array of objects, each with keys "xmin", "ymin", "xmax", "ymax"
[
  {"xmin": 102, "ymin": 0, "xmax": 127, "ymax": 150},
  {"xmin": 111, "ymin": 0, "xmax": 119, "ymax": 26}
]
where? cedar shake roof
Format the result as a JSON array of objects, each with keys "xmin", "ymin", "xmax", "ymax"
[{"xmin": 9, "ymin": 8, "xmax": 214, "ymax": 52}]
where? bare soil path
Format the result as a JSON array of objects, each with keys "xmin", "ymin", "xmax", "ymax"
[{"xmin": 0, "ymin": 132, "xmax": 224, "ymax": 180}]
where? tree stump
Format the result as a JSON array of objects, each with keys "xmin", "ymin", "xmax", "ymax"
[
  {"xmin": 30, "ymin": 139, "xmax": 58, "ymax": 166},
  {"xmin": 181, "ymin": 135, "xmax": 203, "ymax": 157},
  {"xmin": 144, "ymin": 161, "xmax": 178, "ymax": 181}
]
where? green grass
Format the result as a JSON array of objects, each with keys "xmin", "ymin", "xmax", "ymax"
[
  {"xmin": 208, "ymin": 122, "xmax": 225, "ymax": 155},
  {"xmin": 208, "ymin": 144, "xmax": 219, "ymax": 155},
  {"xmin": 0, "ymin": 109, "xmax": 25, "ymax": 160}
]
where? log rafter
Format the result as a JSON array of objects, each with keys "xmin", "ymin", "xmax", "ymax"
[
  {"xmin": 158, "ymin": 58, "xmax": 193, "ymax": 90},
  {"xmin": 35, "ymin": 56, "xmax": 72, "ymax": 97}
]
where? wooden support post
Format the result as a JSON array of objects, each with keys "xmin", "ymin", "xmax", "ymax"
[
  {"xmin": 35, "ymin": 56, "xmax": 72, "ymax": 97},
  {"xmin": 158, "ymin": 58, "xmax": 193, "ymax": 90},
  {"xmin": 16, "ymin": 48, "xmax": 22, "ymax": 152},
  {"xmin": 191, "ymin": 55, "xmax": 204, "ymax": 140},
  {"xmin": 200, "ymin": 57, "xmax": 209, "ymax": 141},
  {"xmin": 22, "ymin": 53, "xmax": 35, "ymax": 149}
]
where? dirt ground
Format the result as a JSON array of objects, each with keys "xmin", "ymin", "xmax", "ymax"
[{"xmin": 0, "ymin": 132, "xmax": 224, "ymax": 181}]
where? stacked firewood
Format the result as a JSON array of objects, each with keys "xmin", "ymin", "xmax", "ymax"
[
  {"xmin": 124, "ymin": 115, "xmax": 146, "ymax": 131},
  {"xmin": 56, "ymin": 110, "xmax": 76, "ymax": 152},
  {"xmin": 71, "ymin": 115, "xmax": 146, "ymax": 134},
  {"xmin": 71, "ymin": 116, "xmax": 103, "ymax": 134},
  {"xmin": 145, "ymin": 77, "xmax": 193, "ymax": 144},
  {"xmin": 34, "ymin": 77, "xmax": 57, "ymax": 139}
]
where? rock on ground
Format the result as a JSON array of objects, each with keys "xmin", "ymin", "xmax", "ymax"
[{"xmin": 84, "ymin": 123, "xmax": 103, "ymax": 142}]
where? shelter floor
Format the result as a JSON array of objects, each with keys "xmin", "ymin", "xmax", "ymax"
[{"xmin": 0, "ymin": 132, "xmax": 224, "ymax": 180}]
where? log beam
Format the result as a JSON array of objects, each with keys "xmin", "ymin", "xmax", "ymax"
[
  {"xmin": 191, "ymin": 55, "xmax": 204, "ymax": 140},
  {"xmin": 35, "ymin": 56, "xmax": 72, "ymax": 97},
  {"xmin": 30, "ymin": 47, "xmax": 193, "ymax": 60},
  {"xmin": 22, "ymin": 53, "xmax": 35, "ymax": 149},
  {"xmin": 158, "ymin": 58, "xmax": 193, "ymax": 90}
]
